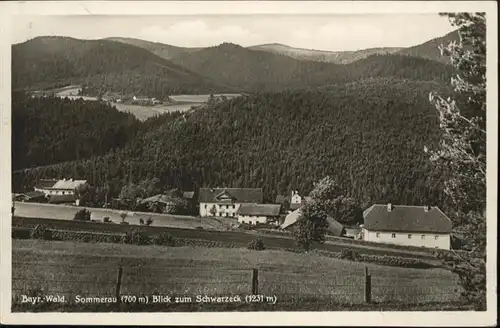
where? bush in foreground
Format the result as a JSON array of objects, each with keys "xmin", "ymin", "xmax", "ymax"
[
  {"xmin": 73, "ymin": 209, "xmax": 91, "ymax": 221},
  {"xmin": 152, "ymin": 233, "xmax": 177, "ymax": 246},
  {"xmin": 340, "ymin": 249, "xmax": 359, "ymax": 261},
  {"xmin": 121, "ymin": 229, "xmax": 150, "ymax": 245},
  {"xmin": 247, "ymin": 238, "xmax": 265, "ymax": 251}
]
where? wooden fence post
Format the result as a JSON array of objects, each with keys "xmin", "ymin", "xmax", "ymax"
[
  {"xmin": 251, "ymin": 268, "xmax": 258, "ymax": 295},
  {"xmin": 364, "ymin": 267, "xmax": 372, "ymax": 303},
  {"xmin": 116, "ymin": 267, "xmax": 123, "ymax": 308}
]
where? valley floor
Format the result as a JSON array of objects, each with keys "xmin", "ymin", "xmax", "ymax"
[{"xmin": 11, "ymin": 239, "xmax": 467, "ymax": 312}]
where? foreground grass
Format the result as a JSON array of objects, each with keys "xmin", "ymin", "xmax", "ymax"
[{"xmin": 12, "ymin": 240, "xmax": 463, "ymax": 312}]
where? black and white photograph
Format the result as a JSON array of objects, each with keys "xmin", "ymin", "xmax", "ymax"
[{"xmin": 0, "ymin": 1, "xmax": 497, "ymax": 326}]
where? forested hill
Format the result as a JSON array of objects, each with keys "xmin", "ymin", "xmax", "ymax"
[
  {"xmin": 13, "ymin": 78, "xmax": 453, "ymax": 209},
  {"xmin": 105, "ymin": 37, "xmax": 203, "ymax": 60},
  {"xmin": 12, "ymin": 36, "xmax": 229, "ymax": 97},
  {"xmin": 397, "ymin": 30, "xmax": 460, "ymax": 64},
  {"xmin": 170, "ymin": 43, "xmax": 453, "ymax": 91},
  {"xmin": 11, "ymin": 93, "xmax": 142, "ymax": 170}
]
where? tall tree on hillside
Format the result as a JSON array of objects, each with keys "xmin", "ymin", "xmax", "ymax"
[
  {"xmin": 309, "ymin": 176, "xmax": 363, "ymax": 226},
  {"xmin": 427, "ymin": 12, "xmax": 486, "ymax": 310}
]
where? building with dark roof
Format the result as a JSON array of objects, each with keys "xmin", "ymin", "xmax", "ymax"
[
  {"xmin": 280, "ymin": 208, "xmax": 345, "ymax": 237},
  {"xmin": 199, "ymin": 188, "xmax": 263, "ymax": 217},
  {"xmin": 237, "ymin": 203, "xmax": 281, "ymax": 225},
  {"xmin": 361, "ymin": 203, "xmax": 452, "ymax": 250},
  {"xmin": 275, "ymin": 190, "xmax": 307, "ymax": 213}
]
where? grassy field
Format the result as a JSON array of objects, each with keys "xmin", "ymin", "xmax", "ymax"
[
  {"xmin": 169, "ymin": 94, "xmax": 241, "ymax": 103},
  {"xmin": 13, "ymin": 216, "xmax": 442, "ymax": 261},
  {"xmin": 11, "ymin": 239, "xmax": 464, "ymax": 312},
  {"xmin": 50, "ymin": 88, "xmax": 242, "ymax": 121},
  {"xmin": 13, "ymin": 202, "xmax": 228, "ymax": 230},
  {"xmin": 112, "ymin": 102, "xmax": 200, "ymax": 120}
]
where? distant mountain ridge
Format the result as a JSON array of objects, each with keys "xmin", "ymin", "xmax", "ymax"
[
  {"xmin": 105, "ymin": 37, "xmax": 203, "ymax": 60},
  {"xmin": 12, "ymin": 36, "xmax": 230, "ymax": 96},
  {"xmin": 12, "ymin": 31, "xmax": 456, "ymax": 95},
  {"xmin": 168, "ymin": 42, "xmax": 452, "ymax": 92},
  {"xmin": 397, "ymin": 30, "xmax": 459, "ymax": 64},
  {"xmin": 248, "ymin": 43, "xmax": 403, "ymax": 64},
  {"xmin": 103, "ymin": 30, "xmax": 457, "ymax": 65}
]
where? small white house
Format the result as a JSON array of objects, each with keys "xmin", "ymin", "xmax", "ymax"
[
  {"xmin": 199, "ymin": 188, "xmax": 263, "ymax": 217},
  {"xmin": 362, "ymin": 203, "xmax": 452, "ymax": 250},
  {"xmin": 237, "ymin": 204, "xmax": 281, "ymax": 225}
]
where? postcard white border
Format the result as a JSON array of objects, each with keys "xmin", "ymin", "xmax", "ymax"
[{"xmin": 0, "ymin": 1, "xmax": 497, "ymax": 326}]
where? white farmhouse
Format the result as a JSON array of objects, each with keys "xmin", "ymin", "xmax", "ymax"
[
  {"xmin": 237, "ymin": 204, "xmax": 282, "ymax": 225},
  {"xmin": 34, "ymin": 178, "xmax": 87, "ymax": 196},
  {"xmin": 34, "ymin": 178, "xmax": 87, "ymax": 204},
  {"xmin": 198, "ymin": 188, "xmax": 263, "ymax": 218},
  {"xmin": 361, "ymin": 203, "xmax": 452, "ymax": 250}
]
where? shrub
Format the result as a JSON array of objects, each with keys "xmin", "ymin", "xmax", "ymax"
[
  {"xmin": 340, "ymin": 249, "xmax": 359, "ymax": 261},
  {"xmin": 195, "ymin": 226, "xmax": 204, "ymax": 230},
  {"xmin": 122, "ymin": 229, "xmax": 150, "ymax": 245},
  {"xmin": 139, "ymin": 218, "xmax": 144, "ymax": 225},
  {"xmin": 81, "ymin": 234, "xmax": 91, "ymax": 243},
  {"xmin": 30, "ymin": 224, "xmax": 49, "ymax": 239},
  {"xmin": 152, "ymin": 233, "xmax": 177, "ymax": 246},
  {"xmin": 103, "ymin": 217, "xmax": 111, "ymax": 223},
  {"xmin": 358, "ymin": 254, "xmax": 433, "ymax": 269},
  {"xmin": 73, "ymin": 209, "xmax": 91, "ymax": 221},
  {"xmin": 247, "ymin": 238, "xmax": 265, "ymax": 251},
  {"xmin": 12, "ymin": 227, "xmax": 31, "ymax": 239},
  {"xmin": 146, "ymin": 217, "xmax": 153, "ymax": 226}
]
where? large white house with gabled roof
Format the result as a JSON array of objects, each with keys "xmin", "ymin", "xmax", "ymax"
[
  {"xmin": 361, "ymin": 203, "xmax": 452, "ymax": 250},
  {"xmin": 198, "ymin": 188, "xmax": 263, "ymax": 217}
]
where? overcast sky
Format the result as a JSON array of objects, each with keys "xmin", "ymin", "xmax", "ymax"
[{"xmin": 12, "ymin": 14, "xmax": 455, "ymax": 51}]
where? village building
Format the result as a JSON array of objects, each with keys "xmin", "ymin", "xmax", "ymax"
[
  {"xmin": 280, "ymin": 208, "xmax": 346, "ymax": 237},
  {"xmin": 361, "ymin": 203, "xmax": 452, "ymax": 250},
  {"xmin": 12, "ymin": 191, "xmax": 47, "ymax": 203},
  {"xmin": 199, "ymin": 188, "xmax": 263, "ymax": 217},
  {"xmin": 34, "ymin": 178, "xmax": 87, "ymax": 197},
  {"xmin": 237, "ymin": 204, "xmax": 282, "ymax": 226},
  {"xmin": 139, "ymin": 190, "xmax": 196, "ymax": 214},
  {"xmin": 275, "ymin": 190, "xmax": 309, "ymax": 213}
]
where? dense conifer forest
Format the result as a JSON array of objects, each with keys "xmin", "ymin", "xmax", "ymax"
[
  {"xmin": 11, "ymin": 93, "xmax": 141, "ymax": 170},
  {"xmin": 12, "ymin": 78, "xmax": 454, "ymax": 210}
]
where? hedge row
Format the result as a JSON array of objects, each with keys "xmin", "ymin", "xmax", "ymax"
[
  {"xmin": 311, "ymin": 249, "xmax": 435, "ymax": 269},
  {"xmin": 11, "ymin": 226, "xmax": 238, "ymax": 249}
]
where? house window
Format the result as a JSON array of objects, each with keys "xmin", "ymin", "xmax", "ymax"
[
  {"xmin": 421, "ymin": 235, "xmax": 426, "ymax": 240},
  {"xmin": 204, "ymin": 204, "xmax": 207, "ymax": 209},
  {"xmin": 226, "ymin": 205, "xmax": 229, "ymax": 209},
  {"xmin": 226, "ymin": 213, "xmax": 228, "ymax": 217},
  {"xmin": 435, "ymin": 235, "xmax": 439, "ymax": 240},
  {"xmin": 219, "ymin": 213, "xmax": 222, "ymax": 217},
  {"xmin": 408, "ymin": 234, "xmax": 412, "ymax": 239},
  {"xmin": 233, "ymin": 205, "xmax": 235, "ymax": 209},
  {"xmin": 376, "ymin": 232, "xmax": 380, "ymax": 238},
  {"xmin": 391, "ymin": 233, "xmax": 396, "ymax": 238}
]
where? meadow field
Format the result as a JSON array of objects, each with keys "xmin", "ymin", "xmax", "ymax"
[
  {"xmin": 51, "ymin": 87, "xmax": 242, "ymax": 120},
  {"xmin": 11, "ymin": 239, "xmax": 465, "ymax": 312},
  {"xmin": 13, "ymin": 202, "xmax": 228, "ymax": 230}
]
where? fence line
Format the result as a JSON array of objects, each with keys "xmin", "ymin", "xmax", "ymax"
[{"xmin": 11, "ymin": 264, "xmax": 463, "ymax": 307}]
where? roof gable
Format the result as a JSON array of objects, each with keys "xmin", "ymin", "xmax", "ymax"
[
  {"xmin": 363, "ymin": 204, "xmax": 452, "ymax": 233},
  {"xmin": 34, "ymin": 179, "xmax": 58, "ymax": 189},
  {"xmin": 281, "ymin": 209, "xmax": 344, "ymax": 236},
  {"xmin": 237, "ymin": 203, "xmax": 281, "ymax": 216},
  {"xmin": 199, "ymin": 188, "xmax": 263, "ymax": 203}
]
